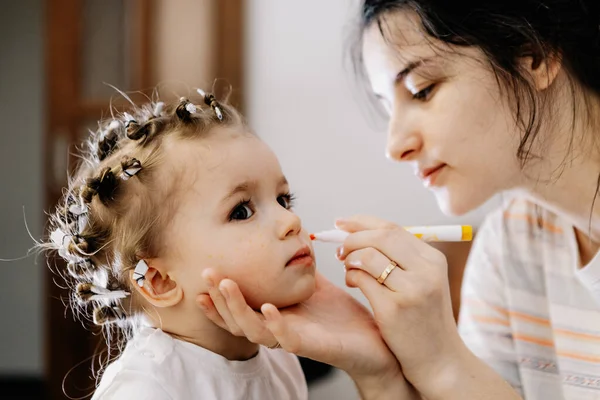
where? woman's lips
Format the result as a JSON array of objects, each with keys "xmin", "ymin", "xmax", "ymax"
[{"xmin": 418, "ymin": 164, "xmax": 447, "ymax": 187}]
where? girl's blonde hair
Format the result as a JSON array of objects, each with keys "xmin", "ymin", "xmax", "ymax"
[{"xmin": 45, "ymin": 89, "xmax": 245, "ymax": 356}]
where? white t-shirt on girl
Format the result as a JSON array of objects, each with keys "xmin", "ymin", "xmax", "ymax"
[{"xmin": 92, "ymin": 327, "xmax": 308, "ymax": 400}]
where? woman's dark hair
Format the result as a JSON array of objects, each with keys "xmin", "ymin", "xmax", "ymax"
[{"xmin": 355, "ymin": 0, "xmax": 600, "ymax": 164}]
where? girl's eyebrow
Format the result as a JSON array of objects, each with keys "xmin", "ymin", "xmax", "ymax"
[
  {"xmin": 220, "ymin": 176, "xmax": 288, "ymax": 204},
  {"xmin": 221, "ymin": 180, "xmax": 257, "ymax": 204}
]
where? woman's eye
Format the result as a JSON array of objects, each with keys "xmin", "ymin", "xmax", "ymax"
[
  {"xmin": 412, "ymin": 84, "xmax": 436, "ymax": 101},
  {"xmin": 277, "ymin": 193, "xmax": 296, "ymax": 209},
  {"xmin": 229, "ymin": 202, "xmax": 254, "ymax": 221}
]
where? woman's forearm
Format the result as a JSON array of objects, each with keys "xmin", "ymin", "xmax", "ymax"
[
  {"xmin": 352, "ymin": 371, "xmax": 421, "ymax": 400},
  {"xmin": 415, "ymin": 345, "xmax": 521, "ymax": 400}
]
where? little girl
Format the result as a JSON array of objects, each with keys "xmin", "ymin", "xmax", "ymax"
[{"xmin": 45, "ymin": 89, "xmax": 316, "ymax": 399}]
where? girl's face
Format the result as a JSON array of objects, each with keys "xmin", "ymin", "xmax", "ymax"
[
  {"xmin": 160, "ymin": 129, "xmax": 316, "ymax": 310},
  {"xmin": 362, "ymin": 11, "xmax": 526, "ymax": 215}
]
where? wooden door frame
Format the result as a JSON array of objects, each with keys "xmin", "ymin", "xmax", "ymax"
[
  {"xmin": 215, "ymin": 0, "xmax": 245, "ymax": 111},
  {"xmin": 44, "ymin": 1, "xmax": 244, "ymax": 398}
]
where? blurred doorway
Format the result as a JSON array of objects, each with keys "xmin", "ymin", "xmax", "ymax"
[{"xmin": 44, "ymin": 1, "xmax": 243, "ymax": 398}]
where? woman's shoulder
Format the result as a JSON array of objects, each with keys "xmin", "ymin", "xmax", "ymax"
[
  {"xmin": 469, "ymin": 196, "xmax": 572, "ymax": 278},
  {"xmin": 462, "ymin": 197, "xmax": 571, "ymax": 306},
  {"xmin": 480, "ymin": 196, "xmax": 566, "ymax": 242}
]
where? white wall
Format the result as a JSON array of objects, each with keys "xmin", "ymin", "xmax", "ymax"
[
  {"xmin": 245, "ymin": 1, "xmax": 499, "ymax": 398},
  {"xmin": 0, "ymin": 0, "xmax": 44, "ymax": 375}
]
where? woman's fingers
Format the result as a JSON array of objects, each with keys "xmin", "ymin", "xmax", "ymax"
[
  {"xmin": 346, "ymin": 269, "xmax": 390, "ymax": 312},
  {"xmin": 201, "ymin": 269, "xmax": 243, "ymax": 336},
  {"xmin": 262, "ymin": 303, "xmax": 302, "ymax": 354},
  {"xmin": 196, "ymin": 294, "xmax": 229, "ymax": 331},
  {"xmin": 336, "ymin": 214, "xmax": 443, "ymax": 271},
  {"xmin": 336, "ymin": 214, "xmax": 398, "ymax": 232},
  {"xmin": 340, "ymin": 228, "xmax": 441, "ymax": 273},
  {"xmin": 343, "ymin": 246, "xmax": 404, "ymax": 290},
  {"xmin": 218, "ymin": 279, "xmax": 275, "ymax": 345},
  {"xmin": 199, "ymin": 271, "xmax": 279, "ymax": 346}
]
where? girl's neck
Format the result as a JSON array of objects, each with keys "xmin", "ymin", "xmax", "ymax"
[
  {"xmin": 171, "ymin": 325, "xmax": 260, "ymax": 361},
  {"xmin": 150, "ymin": 304, "xmax": 260, "ymax": 361}
]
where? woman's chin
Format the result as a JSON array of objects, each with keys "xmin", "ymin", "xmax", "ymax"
[{"xmin": 435, "ymin": 190, "xmax": 482, "ymax": 217}]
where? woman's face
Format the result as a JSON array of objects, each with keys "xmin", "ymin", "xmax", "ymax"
[{"xmin": 362, "ymin": 10, "xmax": 526, "ymax": 215}]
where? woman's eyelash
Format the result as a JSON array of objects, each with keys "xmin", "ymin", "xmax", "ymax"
[{"xmin": 412, "ymin": 84, "xmax": 436, "ymax": 101}]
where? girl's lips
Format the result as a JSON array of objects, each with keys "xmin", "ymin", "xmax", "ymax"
[{"xmin": 286, "ymin": 245, "xmax": 313, "ymax": 267}]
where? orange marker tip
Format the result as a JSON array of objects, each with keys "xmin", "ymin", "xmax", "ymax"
[{"xmin": 309, "ymin": 234, "xmax": 316, "ymax": 240}]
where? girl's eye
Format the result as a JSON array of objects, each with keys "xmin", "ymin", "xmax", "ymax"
[
  {"xmin": 412, "ymin": 84, "xmax": 436, "ymax": 101},
  {"xmin": 277, "ymin": 193, "xmax": 296, "ymax": 209},
  {"xmin": 229, "ymin": 201, "xmax": 254, "ymax": 221}
]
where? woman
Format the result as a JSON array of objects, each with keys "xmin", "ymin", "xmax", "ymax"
[{"xmin": 197, "ymin": 0, "xmax": 600, "ymax": 398}]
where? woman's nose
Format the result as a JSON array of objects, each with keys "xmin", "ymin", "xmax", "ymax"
[{"xmin": 385, "ymin": 112, "xmax": 423, "ymax": 162}]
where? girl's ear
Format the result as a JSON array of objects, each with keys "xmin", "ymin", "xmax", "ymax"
[{"xmin": 129, "ymin": 259, "xmax": 183, "ymax": 307}]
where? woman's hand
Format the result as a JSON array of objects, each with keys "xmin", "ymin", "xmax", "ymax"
[
  {"xmin": 197, "ymin": 271, "xmax": 410, "ymax": 391},
  {"xmin": 337, "ymin": 215, "xmax": 468, "ymax": 394}
]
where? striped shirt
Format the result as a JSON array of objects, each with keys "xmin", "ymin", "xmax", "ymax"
[{"xmin": 458, "ymin": 199, "xmax": 600, "ymax": 399}]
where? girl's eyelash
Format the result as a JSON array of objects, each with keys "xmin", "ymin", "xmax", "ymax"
[
  {"xmin": 228, "ymin": 198, "xmax": 253, "ymax": 221},
  {"xmin": 239, "ymin": 198, "xmax": 251, "ymax": 207},
  {"xmin": 228, "ymin": 192, "xmax": 296, "ymax": 221},
  {"xmin": 281, "ymin": 192, "xmax": 296, "ymax": 208}
]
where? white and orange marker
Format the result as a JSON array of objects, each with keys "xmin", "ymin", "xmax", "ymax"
[{"xmin": 309, "ymin": 225, "xmax": 473, "ymax": 243}]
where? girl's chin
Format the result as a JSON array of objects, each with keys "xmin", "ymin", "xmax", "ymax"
[{"xmin": 247, "ymin": 276, "xmax": 317, "ymax": 310}]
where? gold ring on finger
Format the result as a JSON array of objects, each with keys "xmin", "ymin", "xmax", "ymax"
[{"xmin": 377, "ymin": 261, "xmax": 399, "ymax": 284}]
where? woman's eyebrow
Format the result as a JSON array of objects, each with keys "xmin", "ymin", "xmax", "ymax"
[{"xmin": 395, "ymin": 57, "xmax": 435, "ymax": 83}]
